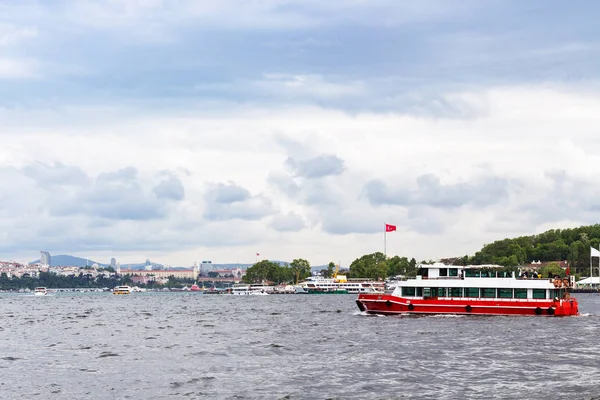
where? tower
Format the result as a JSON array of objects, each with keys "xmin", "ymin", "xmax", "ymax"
[{"xmin": 193, "ymin": 261, "xmax": 199, "ymax": 279}]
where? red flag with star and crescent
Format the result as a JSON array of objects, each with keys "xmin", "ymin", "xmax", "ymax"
[{"xmin": 385, "ymin": 224, "xmax": 397, "ymax": 232}]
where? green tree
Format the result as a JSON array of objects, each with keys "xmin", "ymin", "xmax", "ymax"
[
  {"xmin": 290, "ymin": 259, "xmax": 311, "ymax": 284},
  {"xmin": 539, "ymin": 262, "xmax": 566, "ymax": 279},
  {"xmin": 348, "ymin": 252, "xmax": 387, "ymax": 279}
]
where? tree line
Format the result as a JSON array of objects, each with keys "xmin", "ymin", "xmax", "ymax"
[{"xmin": 444, "ymin": 224, "xmax": 600, "ymax": 275}]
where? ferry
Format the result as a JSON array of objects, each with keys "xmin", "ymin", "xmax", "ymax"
[
  {"xmin": 356, "ymin": 263, "xmax": 579, "ymax": 317},
  {"xmin": 34, "ymin": 287, "xmax": 48, "ymax": 296},
  {"xmin": 297, "ymin": 276, "xmax": 385, "ymax": 294},
  {"xmin": 229, "ymin": 284, "xmax": 270, "ymax": 295},
  {"xmin": 113, "ymin": 285, "xmax": 132, "ymax": 295}
]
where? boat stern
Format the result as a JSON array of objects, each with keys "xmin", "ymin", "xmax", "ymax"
[{"xmin": 554, "ymin": 297, "xmax": 579, "ymax": 316}]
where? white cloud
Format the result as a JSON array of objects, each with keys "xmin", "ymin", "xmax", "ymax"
[
  {"xmin": 0, "ymin": 24, "xmax": 37, "ymax": 46},
  {"xmin": 0, "ymin": 57, "xmax": 38, "ymax": 79}
]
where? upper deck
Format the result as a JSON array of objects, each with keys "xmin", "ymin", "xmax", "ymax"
[{"xmin": 404, "ymin": 262, "xmax": 573, "ymax": 290}]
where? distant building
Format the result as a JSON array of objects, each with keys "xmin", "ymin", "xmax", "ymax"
[
  {"xmin": 40, "ymin": 250, "xmax": 51, "ymax": 266},
  {"xmin": 110, "ymin": 258, "xmax": 117, "ymax": 269},
  {"xmin": 144, "ymin": 259, "xmax": 152, "ymax": 271}
]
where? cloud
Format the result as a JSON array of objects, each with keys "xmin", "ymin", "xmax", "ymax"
[
  {"xmin": 363, "ymin": 174, "xmax": 510, "ymax": 208},
  {"xmin": 21, "ymin": 162, "xmax": 89, "ymax": 189},
  {"xmin": 0, "ymin": 57, "xmax": 38, "ymax": 79},
  {"xmin": 269, "ymin": 211, "xmax": 306, "ymax": 232},
  {"xmin": 153, "ymin": 174, "xmax": 185, "ymax": 201},
  {"xmin": 203, "ymin": 182, "xmax": 274, "ymax": 221},
  {"xmin": 0, "ymin": 24, "xmax": 37, "ymax": 46},
  {"xmin": 285, "ymin": 154, "xmax": 345, "ymax": 179}
]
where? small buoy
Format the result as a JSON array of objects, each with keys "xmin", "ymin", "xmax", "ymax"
[
  {"xmin": 386, "ymin": 300, "xmax": 392, "ymax": 307},
  {"xmin": 535, "ymin": 307, "xmax": 542, "ymax": 315},
  {"xmin": 465, "ymin": 305, "xmax": 472, "ymax": 312},
  {"xmin": 408, "ymin": 303, "xmax": 414, "ymax": 311}
]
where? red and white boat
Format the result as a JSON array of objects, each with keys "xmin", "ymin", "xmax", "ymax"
[{"xmin": 356, "ymin": 263, "xmax": 579, "ymax": 317}]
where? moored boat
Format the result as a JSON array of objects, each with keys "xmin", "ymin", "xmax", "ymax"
[
  {"xmin": 229, "ymin": 284, "xmax": 270, "ymax": 295},
  {"xmin": 34, "ymin": 287, "xmax": 47, "ymax": 296},
  {"xmin": 297, "ymin": 276, "xmax": 384, "ymax": 294},
  {"xmin": 356, "ymin": 263, "xmax": 579, "ymax": 317},
  {"xmin": 113, "ymin": 285, "xmax": 132, "ymax": 295}
]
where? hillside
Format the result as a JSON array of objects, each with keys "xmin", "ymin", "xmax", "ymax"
[{"xmin": 452, "ymin": 224, "xmax": 600, "ymax": 274}]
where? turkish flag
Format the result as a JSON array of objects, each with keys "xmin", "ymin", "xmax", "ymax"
[{"xmin": 385, "ymin": 224, "xmax": 397, "ymax": 232}]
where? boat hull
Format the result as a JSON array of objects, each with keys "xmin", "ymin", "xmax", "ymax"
[{"xmin": 356, "ymin": 293, "xmax": 579, "ymax": 317}]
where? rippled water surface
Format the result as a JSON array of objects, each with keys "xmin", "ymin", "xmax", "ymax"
[{"xmin": 2, "ymin": 292, "xmax": 600, "ymax": 399}]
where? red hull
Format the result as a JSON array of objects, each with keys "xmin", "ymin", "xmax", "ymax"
[{"xmin": 356, "ymin": 293, "xmax": 579, "ymax": 317}]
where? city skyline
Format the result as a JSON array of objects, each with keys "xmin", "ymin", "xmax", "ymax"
[{"xmin": 2, "ymin": 1, "xmax": 600, "ymax": 266}]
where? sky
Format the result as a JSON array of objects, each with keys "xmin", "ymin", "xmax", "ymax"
[{"xmin": 2, "ymin": 0, "xmax": 600, "ymax": 267}]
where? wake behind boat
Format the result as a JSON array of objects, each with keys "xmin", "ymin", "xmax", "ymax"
[{"xmin": 356, "ymin": 263, "xmax": 579, "ymax": 317}]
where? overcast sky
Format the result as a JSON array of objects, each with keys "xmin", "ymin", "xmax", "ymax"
[{"xmin": 2, "ymin": 0, "xmax": 600, "ymax": 266}]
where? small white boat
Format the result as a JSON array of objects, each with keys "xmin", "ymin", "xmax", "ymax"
[
  {"xmin": 113, "ymin": 285, "xmax": 132, "ymax": 295},
  {"xmin": 230, "ymin": 284, "xmax": 270, "ymax": 295},
  {"xmin": 34, "ymin": 287, "xmax": 48, "ymax": 296}
]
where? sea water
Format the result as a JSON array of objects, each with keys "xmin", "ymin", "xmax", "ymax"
[{"xmin": 1, "ymin": 292, "xmax": 600, "ymax": 399}]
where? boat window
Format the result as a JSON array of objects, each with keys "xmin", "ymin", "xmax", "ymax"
[
  {"xmin": 427, "ymin": 287, "xmax": 445, "ymax": 297},
  {"xmin": 423, "ymin": 288, "xmax": 431, "ymax": 297},
  {"xmin": 552, "ymin": 289, "xmax": 562, "ymax": 298},
  {"xmin": 449, "ymin": 287, "xmax": 462, "ymax": 297},
  {"xmin": 402, "ymin": 287, "xmax": 416, "ymax": 296},
  {"xmin": 465, "ymin": 287, "xmax": 479, "ymax": 297},
  {"xmin": 481, "ymin": 288, "xmax": 496, "ymax": 298},
  {"xmin": 449, "ymin": 268, "xmax": 458, "ymax": 277},
  {"xmin": 465, "ymin": 269, "xmax": 479, "ymax": 278},
  {"xmin": 532, "ymin": 289, "xmax": 546, "ymax": 299},
  {"xmin": 498, "ymin": 288, "xmax": 513, "ymax": 298},
  {"xmin": 418, "ymin": 268, "xmax": 429, "ymax": 278},
  {"xmin": 439, "ymin": 268, "xmax": 448, "ymax": 277},
  {"xmin": 416, "ymin": 287, "xmax": 423, "ymax": 297},
  {"xmin": 514, "ymin": 288, "xmax": 527, "ymax": 299}
]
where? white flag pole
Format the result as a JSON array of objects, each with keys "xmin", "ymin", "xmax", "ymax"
[{"xmin": 384, "ymin": 224, "xmax": 387, "ymax": 258}]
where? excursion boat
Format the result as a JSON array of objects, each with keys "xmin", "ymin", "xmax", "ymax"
[
  {"xmin": 113, "ymin": 285, "xmax": 132, "ymax": 295},
  {"xmin": 356, "ymin": 263, "xmax": 579, "ymax": 317},
  {"xmin": 34, "ymin": 287, "xmax": 48, "ymax": 296},
  {"xmin": 229, "ymin": 284, "xmax": 270, "ymax": 295},
  {"xmin": 297, "ymin": 276, "xmax": 385, "ymax": 294}
]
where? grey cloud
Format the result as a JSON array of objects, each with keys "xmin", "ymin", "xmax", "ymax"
[
  {"xmin": 364, "ymin": 174, "xmax": 509, "ymax": 208},
  {"xmin": 208, "ymin": 182, "xmax": 251, "ymax": 203},
  {"xmin": 269, "ymin": 212, "xmax": 306, "ymax": 232},
  {"xmin": 50, "ymin": 167, "xmax": 177, "ymax": 221},
  {"xmin": 286, "ymin": 154, "xmax": 345, "ymax": 179},
  {"xmin": 203, "ymin": 182, "xmax": 274, "ymax": 221},
  {"xmin": 267, "ymin": 171, "xmax": 300, "ymax": 197},
  {"xmin": 21, "ymin": 162, "xmax": 89, "ymax": 189},
  {"xmin": 153, "ymin": 175, "xmax": 185, "ymax": 201}
]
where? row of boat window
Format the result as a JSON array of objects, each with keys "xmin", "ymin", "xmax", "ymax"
[
  {"xmin": 402, "ymin": 287, "xmax": 562, "ymax": 299},
  {"xmin": 421, "ymin": 268, "xmax": 513, "ymax": 278}
]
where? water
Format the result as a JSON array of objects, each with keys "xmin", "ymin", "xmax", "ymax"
[{"xmin": 2, "ymin": 292, "xmax": 600, "ymax": 399}]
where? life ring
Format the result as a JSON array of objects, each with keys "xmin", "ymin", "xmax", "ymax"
[
  {"xmin": 408, "ymin": 303, "xmax": 414, "ymax": 311},
  {"xmin": 465, "ymin": 305, "xmax": 472, "ymax": 312},
  {"xmin": 553, "ymin": 279, "xmax": 560, "ymax": 288},
  {"xmin": 547, "ymin": 307, "xmax": 555, "ymax": 315},
  {"xmin": 535, "ymin": 307, "xmax": 542, "ymax": 315}
]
